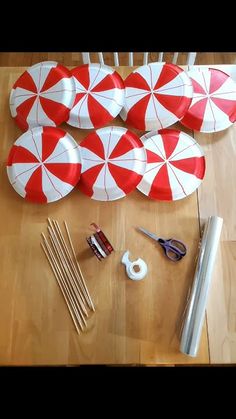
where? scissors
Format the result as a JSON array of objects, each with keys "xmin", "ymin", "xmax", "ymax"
[{"xmin": 138, "ymin": 227, "xmax": 187, "ymax": 262}]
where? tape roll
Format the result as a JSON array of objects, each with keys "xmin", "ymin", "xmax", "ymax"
[
  {"xmin": 94, "ymin": 232, "xmax": 110, "ymax": 256},
  {"xmin": 91, "ymin": 235, "xmax": 107, "ymax": 258},
  {"xmin": 87, "ymin": 223, "xmax": 114, "ymax": 260},
  {"xmin": 86, "ymin": 236, "xmax": 103, "ymax": 261},
  {"xmin": 121, "ymin": 251, "xmax": 148, "ymax": 281}
]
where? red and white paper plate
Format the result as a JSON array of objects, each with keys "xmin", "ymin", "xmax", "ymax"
[
  {"xmin": 120, "ymin": 62, "xmax": 193, "ymax": 131},
  {"xmin": 10, "ymin": 61, "xmax": 76, "ymax": 131},
  {"xmin": 77, "ymin": 126, "xmax": 147, "ymax": 201},
  {"xmin": 180, "ymin": 67, "xmax": 236, "ymax": 132},
  {"xmin": 7, "ymin": 126, "xmax": 81, "ymax": 203},
  {"xmin": 67, "ymin": 64, "xmax": 125, "ymax": 129},
  {"xmin": 137, "ymin": 129, "xmax": 205, "ymax": 201}
]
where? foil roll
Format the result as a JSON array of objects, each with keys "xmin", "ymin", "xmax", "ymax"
[{"xmin": 180, "ymin": 215, "xmax": 223, "ymax": 357}]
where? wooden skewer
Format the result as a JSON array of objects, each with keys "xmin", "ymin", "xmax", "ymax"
[
  {"xmin": 41, "ymin": 242, "xmax": 81, "ymax": 335},
  {"xmin": 42, "ymin": 218, "xmax": 95, "ymax": 334},
  {"xmin": 42, "ymin": 233, "xmax": 85, "ymax": 331},
  {"xmin": 52, "ymin": 219, "xmax": 88, "ymax": 308},
  {"xmin": 47, "ymin": 227, "xmax": 88, "ymax": 326},
  {"xmin": 47, "ymin": 220, "xmax": 88, "ymax": 316},
  {"xmin": 54, "ymin": 219, "xmax": 88, "ymax": 300},
  {"xmin": 45, "ymin": 227, "xmax": 87, "ymax": 328},
  {"xmin": 48, "ymin": 227, "xmax": 88, "ymax": 317},
  {"xmin": 41, "ymin": 240, "xmax": 82, "ymax": 333},
  {"xmin": 64, "ymin": 220, "xmax": 95, "ymax": 312},
  {"xmin": 53, "ymin": 219, "xmax": 91, "ymax": 310}
]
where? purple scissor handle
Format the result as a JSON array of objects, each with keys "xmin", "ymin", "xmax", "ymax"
[{"xmin": 138, "ymin": 227, "xmax": 187, "ymax": 262}]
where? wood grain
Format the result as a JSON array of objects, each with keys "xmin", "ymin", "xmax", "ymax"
[
  {"xmin": 0, "ymin": 66, "xmax": 211, "ymax": 365},
  {"xmin": 0, "ymin": 52, "xmax": 235, "ymax": 67}
]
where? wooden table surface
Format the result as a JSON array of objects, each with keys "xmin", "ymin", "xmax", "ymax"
[{"xmin": 0, "ymin": 65, "xmax": 235, "ymax": 365}]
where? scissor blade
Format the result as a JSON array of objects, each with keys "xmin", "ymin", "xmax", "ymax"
[{"xmin": 138, "ymin": 227, "xmax": 160, "ymax": 242}]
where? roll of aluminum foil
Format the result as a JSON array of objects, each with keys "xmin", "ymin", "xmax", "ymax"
[{"xmin": 180, "ymin": 215, "xmax": 223, "ymax": 357}]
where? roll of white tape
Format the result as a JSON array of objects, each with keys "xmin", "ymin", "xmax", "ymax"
[{"xmin": 121, "ymin": 250, "xmax": 148, "ymax": 281}]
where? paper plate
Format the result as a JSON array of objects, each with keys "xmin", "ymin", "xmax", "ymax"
[
  {"xmin": 67, "ymin": 63, "xmax": 125, "ymax": 129},
  {"xmin": 9, "ymin": 61, "xmax": 76, "ymax": 131},
  {"xmin": 180, "ymin": 68, "xmax": 236, "ymax": 132},
  {"xmin": 7, "ymin": 126, "xmax": 81, "ymax": 203},
  {"xmin": 120, "ymin": 62, "xmax": 193, "ymax": 131},
  {"xmin": 77, "ymin": 126, "xmax": 147, "ymax": 201},
  {"xmin": 137, "ymin": 129, "xmax": 205, "ymax": 201}
]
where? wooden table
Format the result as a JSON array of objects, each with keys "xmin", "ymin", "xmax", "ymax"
[{"xmin": 0, "ymin": 65, "xmax": 235, "ymax": 365}]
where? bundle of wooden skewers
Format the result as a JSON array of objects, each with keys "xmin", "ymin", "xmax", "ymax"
[{"xmin": 41, "ymin": 218, "xmax": 95, "ymax": 334}]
